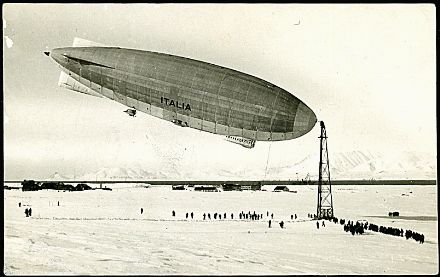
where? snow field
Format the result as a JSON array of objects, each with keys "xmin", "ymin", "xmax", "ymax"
[{"xmin": 4, "ymin": 185, "xmax": 438, "ymax": 274}]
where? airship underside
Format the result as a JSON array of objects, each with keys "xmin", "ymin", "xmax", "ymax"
[{"xmin": 47, "ymin": 38, "xmax": 317, "ymax": 145}]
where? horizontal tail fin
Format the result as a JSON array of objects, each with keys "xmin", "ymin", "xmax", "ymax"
[{"xmin": 58, "ymin": 71, "xmax": 103, "ymax": 98}]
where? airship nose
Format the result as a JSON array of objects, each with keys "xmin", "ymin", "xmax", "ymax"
[
  {"xmin": 47, "ymin": 48, "xmax": 66, "ymax": 67},
  {"xmin": 293, "ymin": 102, "xmax": 317, "ymax": 138}
]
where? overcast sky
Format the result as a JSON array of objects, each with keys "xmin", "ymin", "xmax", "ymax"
[{"xmin": 3, "ymin": 4, "xmax": 436, "ymax": 180}]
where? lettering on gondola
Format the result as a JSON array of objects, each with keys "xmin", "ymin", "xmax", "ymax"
[{"xmin": 161, "ymin": 96, "xmax": 191, "ymax": 111}]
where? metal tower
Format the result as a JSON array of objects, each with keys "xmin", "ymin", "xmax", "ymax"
[{"xmin": 317, "ymin": 121, "xmax": 334, "ymax": 219}]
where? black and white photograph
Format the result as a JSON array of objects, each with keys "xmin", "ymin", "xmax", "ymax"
[{"xmin": 3, "ymin": 3, "xmax": 437, "ymax": 275}]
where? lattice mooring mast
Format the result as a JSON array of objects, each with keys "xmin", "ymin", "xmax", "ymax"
[{"xmin": 317, "ymin": 121, "xmax": 334, "ymax": 219}]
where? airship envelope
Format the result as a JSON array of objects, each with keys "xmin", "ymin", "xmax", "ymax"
[{"xmin": 47, "ymin": 38, "xmax": 317, "ymax": 147}]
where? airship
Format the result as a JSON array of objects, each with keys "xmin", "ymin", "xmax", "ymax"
[{"xmin": 45, "ymin": 38, "xmax": 317, "ymax": 148}]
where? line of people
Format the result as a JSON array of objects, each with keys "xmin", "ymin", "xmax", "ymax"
[
  {"xmin": 405, "ymin": 229, "xmax": 425, "ymax": 244},
  {"xmin": 307, "ymin": 213, "xmax": 317, "ymax": 219},
  {"xmin": 367, "ymin": 222, "xmax": 424, "ymax": 243},
  {"xmin": 343, "ymin": 220, "xmax": 365, "ymax": 235},
  {"xmin": 325, "ymin": 216, "xmax": 425, "ymax": 244},
  {"xmin": 238, "ymin": 211, "xmax": 264, "ymax": 221},
  {"xmin": 171, "ymin": 210, "xmax": 280, "ymax": 221},
  {"xmin": 171, "ymin": 210, "xmax": 304, "ymax": 221}
]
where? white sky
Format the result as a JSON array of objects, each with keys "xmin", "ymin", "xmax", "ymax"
[{"xmin": 3, "ymin": 4, "xmax": 436, "ymax": 180}]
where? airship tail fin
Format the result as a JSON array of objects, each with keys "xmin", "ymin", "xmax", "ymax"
[{"xmin": 72, "ymin": 37, "xmax": 108, "ymax": 47}]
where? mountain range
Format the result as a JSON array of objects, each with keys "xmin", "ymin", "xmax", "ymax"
[{"xmin": 47, "ymin": 150, "xmax": 436, "ymax": 181}]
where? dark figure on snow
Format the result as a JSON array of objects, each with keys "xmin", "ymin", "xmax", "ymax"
[
  {"xmin": 203, "ymin": 213, "xmax": 206, "ymax": 220},
  {"xmin": 279, "ymin": 221, "xmax": 284, "ymax": 228},
  {"xmin": 224, "ymin": 213, "xmax": 226, "ymax": 219},
  {"xmin": 239, "ymin": 214, "xmax": 242, "ymax": 220},
  {"xmin": 208, "ymin": 213, "xmax": 211, "ymax": 220},
  {"xmin": 214, "ymin": 213, "xmax": 217, "ymax": 219},
  {"xmin": 219, "ymin": 214, "xmax": 222, "ymax": 220},
  {"xmin": 172, "ymin": 210, "xmax": 176, "ymax": 217},
  {"xmin": 191, "ymin": 212, "xmax": 194, "ymax": 219},
  {"xmin": 141, "ymin": 208, "xmax": 143, "ymax": 214},
  {"xmin": 291, "ymin": 215, "xmax": 293, "ymax": 220},
  {"xmin": 25, "ymin": 208, "xmax": 29, "ymax": 217},
  {"xmin": 186, "ymin": 212, "xmax": 189, "ymax": 219},
  {"xmin": 231, "ymin": 213, "xmax": 233, "ymax": 220},
  {"xmin": 268, "ymin": 220, "xmax": 272, "ymax": 228},
  {"xmin": 295, "ymin": 214, "xmax": 297, "ymax": 220},
  {"xmin": 316, "ymin": 221, "xmax": 319, "ymax": 229},
  {"xmin": 271, "ymin": 213, "xmax": 274, "ymax": 219},
  {"xmin": 18, "ymin": 202, "xmax": 21, "ymax": 207},
  {"xmin": 267, "ymin": 211, "xmax": 269, "ymax": 217},
  {"xmin": 58, "ymin": 201, "xmax": 60, "ymax": 206},
  {"xmin": 29, "ymin": 208, "xmax": 32, "ymax": 217},
  {"xmin": 322, "ymin": 221, "xmax": 325, "ymax": 227}
]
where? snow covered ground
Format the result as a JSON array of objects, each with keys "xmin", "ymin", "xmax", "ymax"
[{"xmin": 4, "ymin": 184, "xmax": 438, "ymax": 274}]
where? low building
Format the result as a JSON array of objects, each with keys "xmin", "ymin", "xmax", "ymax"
[
  {"xmin": 172, "ymin": 185, "xmax": 185, "ymax": 190},
  {"xmin": 75, "ymin": 183, "xmax": 92, "ymax": 191},
  {"xmin": 273, "ymin": 185, "xmax": 289, "ymax": 192},
  {"xmin": 194, "ymin": 185, "xmax": 218, "ymax": 192},
  {"xmin": 22, "ymin": 180, "xmax": 41, "ymax": 191},
  {"xmin": 222, "ymin": 184, "xmax": 241, "ymax": 191},
  {"xmin": 241, "ymin": 184, "xmax": 262, "ymax": 191},
  {"xmin": 40, "ymin": 182, "xmax": 74, "ymax": 191}
]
